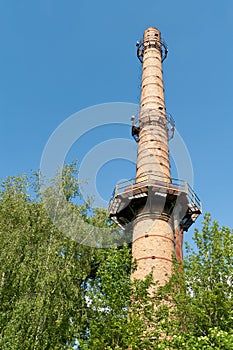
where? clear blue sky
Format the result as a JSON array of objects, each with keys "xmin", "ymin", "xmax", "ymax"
[{"xmin": 1, "ymin": 0, "xmax": 233, "ymax": 242}]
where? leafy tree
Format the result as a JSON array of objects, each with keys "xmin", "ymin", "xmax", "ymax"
[
  {"xmin": 0, "ymin": 166, "xmax": 108, "ymax": 349},
  {"xmin": 0, "ymin": 163, "xmax": 232, "ymax": 350},
  {"xmin": 157, "ymin": 213, "xmax": 233, "ymax": 349},
  {"xmin": 78, "ymin": 214, "xmax": 233, "ymax": 349}
]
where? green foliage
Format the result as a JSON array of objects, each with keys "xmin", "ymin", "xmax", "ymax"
[
  {"xmin": 156, "ymin": 213, "xmax": 233, "ymax": 349},
  {"xmin": 79, "ymin": 213, "xmax": 233, "ymax": 349},
  {"xmin": 184, "ymin": 214, "xmax": 233, "ymax": 333},
  {"xmin": 0, "ymin": 166, "xmax": 103, "ymax": 349},
  {"xmin": 0, "ymin": 165, "xmax": 232, "ymax": 350},
  {"xmin": 166, "ymin": 328, "xmax": 233, "ymax": 349},
  {"xmin": 79, "ymin": 245, "xmax": 132, "ymax": 349}
]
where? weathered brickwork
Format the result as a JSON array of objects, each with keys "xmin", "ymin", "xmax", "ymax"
[
  {"xmin": 133, "ymin": 27, "xmax": 173, "ymax": 286},
  {"xmin": 132, "ymin": 216, "xmax": 174, "ymax": 285}
]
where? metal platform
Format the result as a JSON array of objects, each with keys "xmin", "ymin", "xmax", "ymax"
[
  {"xmin": 136, "ymin": 37, "xmax": 168, "ymax": 63},
  {"xmin": 109, "ymin": 174, "xmax": 202, "ymax": 231},
  {"xmin": 131, "ymin": 111, "xmax": 175, "ymax": 142}
]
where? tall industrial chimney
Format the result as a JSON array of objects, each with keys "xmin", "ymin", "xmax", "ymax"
[{"xmin": 109, "ymin": 27, "xmax": 201, "ymax": 286}]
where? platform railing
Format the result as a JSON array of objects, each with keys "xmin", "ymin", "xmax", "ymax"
[
  {"xmin": 132, "ymin": 111, "xmax": 175, "ymax": 141},
  {"xmin": 109, "ymin": 174, "xmax": 201, "ymax": 212}
]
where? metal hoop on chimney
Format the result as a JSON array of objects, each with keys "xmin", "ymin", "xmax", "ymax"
[
  {"xmin": 131, "ymin": 111, "xmax": 175, "ymax": 142},
  {"xmin": 136, "ymin": 37, "xmax": 168, "ymax": 63}
]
